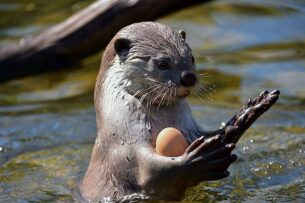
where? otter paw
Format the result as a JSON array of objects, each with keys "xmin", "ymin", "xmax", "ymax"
[
  {"xmin": 182, "ymin": 136, "xmax": 236, "ymax": 184},
  {"xmin": 224, "ymin": 89, "xmax": 280, "ymax": 143}
]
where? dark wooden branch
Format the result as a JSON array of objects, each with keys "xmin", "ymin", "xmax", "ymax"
[{"xmin": 0, "ymin": 0, "xmax": 212, "ymax": 82}]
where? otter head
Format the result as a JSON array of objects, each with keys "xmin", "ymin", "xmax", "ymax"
[{"xmin": 98, "ymin": 22, "xmax": 197, "ymax": 107}]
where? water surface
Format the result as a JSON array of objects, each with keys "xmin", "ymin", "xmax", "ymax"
[{"xmin": 0, "ymin": 0, "xmax": 304, "ymax": 202}]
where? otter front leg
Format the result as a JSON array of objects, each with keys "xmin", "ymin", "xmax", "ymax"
[
  {"xmin": 204, "ymin": 89, "xmax": 280, "ymax": 143},
  {"xmin": 136, "ymin": 136, "xmax": 236, "ymax": 201}
]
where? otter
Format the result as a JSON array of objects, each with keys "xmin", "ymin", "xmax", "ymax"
[{"xmin": 80, "ymin": 22, "xmax": 279, "ymax": 202}]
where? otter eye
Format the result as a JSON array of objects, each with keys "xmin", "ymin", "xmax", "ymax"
[{"xmin": 154, "ymin": 58, "xmax": 171, "ymax": 70}]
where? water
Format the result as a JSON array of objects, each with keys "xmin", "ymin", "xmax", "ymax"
[{"xmin": 0, "ymin": 0, "xmax": 304, "ymax": 202}]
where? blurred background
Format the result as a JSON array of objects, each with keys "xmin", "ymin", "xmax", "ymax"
[{"xmin": 0, "ymin": 0, "xmax": 304, "ymax": 202}]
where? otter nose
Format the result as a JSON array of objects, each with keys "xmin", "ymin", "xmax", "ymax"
[{"xmin": 180, "ymin": 71, "xmax": 197, "ymax": 87}]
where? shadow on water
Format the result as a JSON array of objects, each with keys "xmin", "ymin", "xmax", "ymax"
[{"xmin": 0, "ymin": 0, "xmax": 304, "ymax": 202}]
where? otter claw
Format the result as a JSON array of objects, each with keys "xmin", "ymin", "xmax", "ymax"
[
  {"xmin": 247, "ymin": 98, "xmax": 253, "ymax": 105},
  {"xmin": 260, "ymin": 90, "xmax": 269, "ymax": 97},
  {"xmin": 271, "ymin": 89, "xmax": 280, "ymax": 95}
]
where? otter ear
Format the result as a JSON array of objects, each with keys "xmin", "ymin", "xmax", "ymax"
[
  {"xmin": 179, "ymin": 30, "xmax": 186, "ymax": 41},
  {"xmin": 114, "ymin": 38, "xmax": 131, "ymax": 59}
]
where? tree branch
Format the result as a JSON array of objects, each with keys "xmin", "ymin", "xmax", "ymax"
[{"xmin": 0, "ymin": 0, "xmax": 212, "ymax": 82}]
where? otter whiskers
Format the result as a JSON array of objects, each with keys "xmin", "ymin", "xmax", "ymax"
[
  {"xmin": 195, "ymin": 84, "xmax": 214, "ymax": 101},
  {"xmin": 157, "ymin": 87, "xmax": 170, "ymax": 110},
  {"xmin": 166, "ymin": 86, "xmax": 174, "ymax": 107},
  {"xmin": 137, "ymin": 83, "xmax": 162, "ymax": 106},
  {"xmin": 195, "ymin": 73, "xmax": 216, "ymax": 101},
  {"xmin": 199, "ymin": 73, "xmax": 216, "ymax": 78},
  {"xmin": 137, "ymin": 81, "xmax": 173, "ymax": 111},
  {"xmin": 130, "ymin": 78, "xmax": 195, "ymax": 111},
  {"xmin": 150, "ymin": 86, "xmax": 167, "ymax": 108}
]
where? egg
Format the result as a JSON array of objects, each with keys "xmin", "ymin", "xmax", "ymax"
[{"xmin": 155, "ymin": 127, "xmax": 189, "ymax": 157}]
